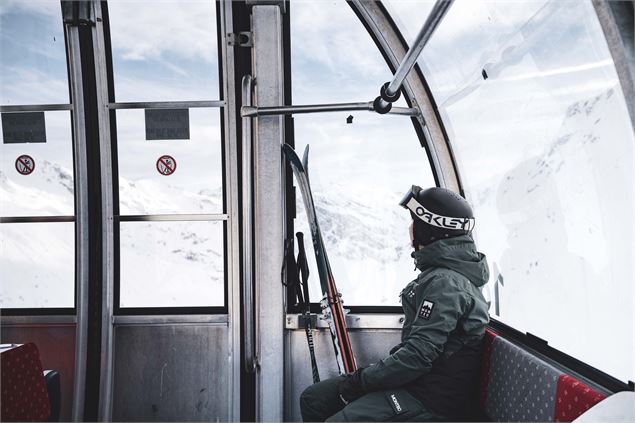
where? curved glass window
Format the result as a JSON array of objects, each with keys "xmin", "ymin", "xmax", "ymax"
[
  {"xmin": 389, "ymin": 0, "xmax": 634, "ymax": 381},
  {"xmin": 291, "ymin": 1, "xmax": 434, "ymax": 306}
]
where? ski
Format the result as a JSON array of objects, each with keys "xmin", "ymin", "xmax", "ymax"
[{"xmin": 283, "ymin": 144, "xmax": 357, "ymax": 375}]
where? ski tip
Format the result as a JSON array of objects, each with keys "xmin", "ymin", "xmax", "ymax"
[
  {"xmin": 282, "ymin": 144, "xmax": 304, "ymax": 170},
  {"xmin": 302, "ymin": 145, "xmax": 310, "ymax": 170}
]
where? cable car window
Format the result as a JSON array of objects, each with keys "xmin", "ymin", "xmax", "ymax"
[
  {"xmin": 0, "ymin": 1, "xmax": 68, "ymax": 105},
  {"xmin": 392, "ymin": 0, "xmax": 634, "ymax": 381},
  {"xmin": 108, "ymin": 0, "xmax": 219, "ymax": 102},
  {"xmin": 119, "ymin": 221, "xmax": 224, "ymax": 308},
  {"xmin": 0, "ymin": 222, "xmax": 74, "ymax": 308},
  {"xmin": 108, "ymin": 1, "xmax": 226, "ymax": 312},
  {"xmin": 115, "ymin": 109, "xmax": 223, "ymax": 215},
  {"xmin": 1, "ymin": 112, "xmax": 74, "ymax": 216},
  {"xmin": 0, "ymin": 2, "xmax": 74, "ymax": 310},
  {"xmin": 291, "ymin": 2, "xmax": 435, "ymax": 306}
]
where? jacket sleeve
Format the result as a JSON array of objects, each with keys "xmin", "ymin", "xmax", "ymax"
[{"xmin": 360, "ymin": 276, "xmax": 471, "ymax": 392}]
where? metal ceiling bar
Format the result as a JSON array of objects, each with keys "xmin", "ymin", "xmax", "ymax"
[
  {"xmin": 374, "ymin": 0, "xmax": 454, "ymax": 113},
  {"xmin": 107, "ymin": 100, "xmax": 225, "ymax": 110},
  {"xmin": 0, "ymin": 104, "xmax": 72, "ymax": 112},
  {"xmin": 241, "ymin": 102, "xmax": 419, "ymax": 117}
]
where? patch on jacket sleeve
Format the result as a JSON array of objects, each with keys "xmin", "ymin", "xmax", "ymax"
[{"xmin": 418, "ymin": 300, "xmax": 435, "ymax": 319}]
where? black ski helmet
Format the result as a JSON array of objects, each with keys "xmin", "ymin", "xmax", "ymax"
[{"xmin": 399, "ymin": 185, "xmax": 475, "ymax": 247}]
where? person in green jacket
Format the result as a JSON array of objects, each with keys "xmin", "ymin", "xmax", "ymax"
[{"xmin": 300, "ymin": 186, "xmax": 490, "ymax": 422}]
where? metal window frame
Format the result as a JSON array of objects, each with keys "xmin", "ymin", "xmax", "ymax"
[
  {"xmin": 88, "ymin": 2, "xmax": 115, "ymax": 419},
  {"xmin": 106, "ymin": 3, "xmax": 232, "ymax": 317},
  {"xmin": 106, "ymin": 100, "xmax": 225, "ymax": 110},
  {"xmin": 0, "ymin": 216, "xmax": 75, "ymax": 223},
  {"xmin": 219, "ymin": 1, "xmax": 244, "ymax": 420},
  {"xmin": 0, "ymin": 104, "xmax": 73, "ymax": 112}
]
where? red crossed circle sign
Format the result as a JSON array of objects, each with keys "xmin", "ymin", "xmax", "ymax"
[
  {"xmin": 156, "ymin": 155, "xmax": 177, "ymax": 176},
  {"xmin": 15, "ymin": 155, "xmax": 35, "ymax": 175}
]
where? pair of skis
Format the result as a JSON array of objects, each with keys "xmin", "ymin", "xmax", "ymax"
[{"xmin": 283, "ymin": 144, "xmax": 357, "ymax": 376}]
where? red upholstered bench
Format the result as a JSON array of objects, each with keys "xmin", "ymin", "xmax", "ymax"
[
  {"xmin": 1, "ymin": 343, "xmax": 52, "ymax": 422},
  {"xmin": 479, "ymin": 329, "xmax": 607, "ymax": 422}
]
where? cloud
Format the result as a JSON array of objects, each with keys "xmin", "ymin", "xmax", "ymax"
[
  {"xmin": 0, "ymin": 65, "xmax": 68, "ymax": 105},
  {"xmin": 0, "ymin": 0, "xmax": 60, "ymax": 19},
  {"xmin": 107, "ymin": 0, "xmax": 218, "ymax": 64},
  {"xmin": 291, "ymin": 1, "xmax": 393, "ymax": 102}
]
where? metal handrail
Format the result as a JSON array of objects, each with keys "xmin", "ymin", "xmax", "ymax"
[
  {"xmin": 241, "ymin": 74, "xmax": 258, "ymax": 374},
  {"xmin": 240, "ymin": 102, "xmax": 419, "ymax": 117},
  {"xmin": 375, "ymin": 0, "xmax": 454, "ymax": 112}
]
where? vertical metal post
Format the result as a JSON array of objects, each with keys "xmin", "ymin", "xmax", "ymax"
[
  {"xmin": 65, "ymin": 16, "xmax": 90, "ymax": 423},
  {"xmin": 219, "ymin": 1, "xmax": 242, "ymax": 421},
  {"xmin": 91, "ymin": 3, "xmax": 115, "ymax": 421},
  {"xmin": 251, "ymin": 5, "xmax": 286, "ymax": 422}
]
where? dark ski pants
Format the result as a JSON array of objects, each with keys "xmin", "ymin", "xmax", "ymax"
[{"xmin": 300, "ymin": 376, "xmax": 445, "ymax": 422}]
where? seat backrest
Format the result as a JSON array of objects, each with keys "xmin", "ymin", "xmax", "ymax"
[
  {"xmin": 1, "ymin": 343, "xmax": 52, "ymax": 422},
  {"xmin": 479, "ymin": 329, "xmax": 607, "ymax": 422}
]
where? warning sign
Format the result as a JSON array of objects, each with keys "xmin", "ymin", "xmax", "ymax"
[
  {"xmin": 156, "ymin": 155, "xmax": 177, "ymax": 176},
  {"xmin": 145, "ymin": 109, "xmax": 190, "ymax": 140},
  {"xmin": 15, "ymin": 155, "xmax": 35, "ymax": 175},
  {"xmin": 2, "ymin": 112, "xmax": 46, "ymax": 144}
]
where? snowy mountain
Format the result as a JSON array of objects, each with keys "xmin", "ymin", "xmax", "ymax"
[
  {"xmin": 2, "ymin": 86, "xmax": 631, "ymax": 321},
  {"xmin": 0, "ymin": 159, "xmax": 75, "ymax": 216},
  {"xmin": 296, "ymin": 186, "xmax": 417, "ymax": 306}
]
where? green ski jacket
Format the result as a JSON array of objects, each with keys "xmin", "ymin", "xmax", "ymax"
[{"xmin": 360, "ymin": 234, "xmax": 490, "ymax": 417}]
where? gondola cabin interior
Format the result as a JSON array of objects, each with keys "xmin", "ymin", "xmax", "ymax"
[{"xmin": 0, "ymin": 0, "xmax": 634, "ymax": 421}]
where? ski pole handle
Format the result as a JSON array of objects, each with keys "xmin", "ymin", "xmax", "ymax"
[{"xmin": 296, "ymin": 232, "xmax": 310, "ymax": 305}]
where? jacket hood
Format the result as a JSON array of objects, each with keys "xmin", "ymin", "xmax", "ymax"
[{"xmin": 412, "ymin": 234, "xmax": 489, "ymax": 287}]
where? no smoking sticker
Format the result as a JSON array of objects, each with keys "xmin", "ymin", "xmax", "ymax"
[
  {"xmin": 156, "ymin": 155, "xmax": 177, "ymax": 176},
  {"xmin": 15, "ymin": 154, "xmax": 35, "ymax": 175}
]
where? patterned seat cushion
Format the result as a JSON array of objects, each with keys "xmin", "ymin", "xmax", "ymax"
[
  {"xmin": 554, "ymin": 375, "xmax": 605, "ymax": 422},
  {"xmin": 0, "ymin": 343, "xmax": 51, "ymax": 422},
  {"xmin": 485, "ymin": 336, "xmax": 562, "ymax": 422},
  {"xmin": 479, "ymin": 329, "xmax": 497, "ymax": 409}
]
